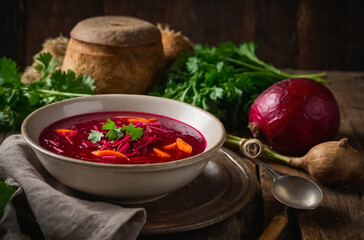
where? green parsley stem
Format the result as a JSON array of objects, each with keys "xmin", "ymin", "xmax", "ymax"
[
  {"xmin": 226, "ymin": 57, "xmax": 268, "ymax": 73},
  {"xmin": 235, "ymin": 71, "xmax": 280, "ymax": 78},
  {"xmin": 279, "ymin": 72, "xmax": 327, "ymax": 83},
  {"xmin": 191, "ymin": 82, "xmax": 199, "ymax": 105},
  {"xmin": 179, "ymin": 84, "xmax": 192, "ymax": 102},
  {"xmin": 22, "ymin": 88, "xmax": 92, "ymax": 97},
  {"xmin": 227, "ymin": 57, "xmax": 326, "ymax": 83}
]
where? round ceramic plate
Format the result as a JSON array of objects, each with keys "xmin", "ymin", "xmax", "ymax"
[{"xmin": 137, "ymin": 147, "xmax": 259, "ymax": 235}]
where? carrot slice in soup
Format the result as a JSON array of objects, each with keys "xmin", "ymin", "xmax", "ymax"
[
  {"xmin": 129, "ymin": 118, "xmax": 157, "ymax": 124},
  {"xmin": 176, "ymin": 138, "xmax": 193, "ymax": 154},
  {"xmin": 115, "ymin": 116, "xmax": 139, "ymax": 119},
  {"xmin": 116, "ymin": 116, "xmax": 157, "ymax": 123},
  {"xmin": 153, "ymin": 148, "xmax": 171, "ymax": 158},
  {"xmin": 128, "ymin": 118, "xmax": 146, "ymax": 124},
  {"xmin": 55, "ymin": 128, "xmax": 77, "ymax": 137},
  {"xmin": 162, "ymin": 142, "xmax": 177, "ymax": 149},
  {"xmin": 146, "ymin": 118, "xmax": 157, "ymax": 123},
  {"xmin": 91, "ymin": 150, "xmax": 127, "ymax": 158},
  {"xmin": 55, "ymin": 128, "xmax": 73, "ymax": 133},
  {"xmin": 116, "ymin": 116, "xmax": 147, "ymax": 122}
]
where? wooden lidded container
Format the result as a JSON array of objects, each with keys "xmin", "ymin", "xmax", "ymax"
[{"xmin": 62, "ymin": 16, "xmax": 165, "ymax": 94}]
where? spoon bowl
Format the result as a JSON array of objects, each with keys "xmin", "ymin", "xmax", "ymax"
[
  {"xmin": 240, "ymin": 138, "xmax": 323, "ymax": 210},
  {"xmin": 272, "ymin": 175, "xmax": 323, "ymax": 210}
]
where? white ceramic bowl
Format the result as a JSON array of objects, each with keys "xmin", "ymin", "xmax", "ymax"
[{"xmin": 21, "ymin": 94, "xmax": 225, "ymax": 203}]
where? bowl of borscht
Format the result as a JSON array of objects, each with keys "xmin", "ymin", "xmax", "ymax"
[{"xmin": 21, "ymin": 94, "xmax": 225, "ymax": 203}]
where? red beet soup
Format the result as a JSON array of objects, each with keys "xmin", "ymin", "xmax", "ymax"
[{"xmin": 39, "ymin": 111, "xmax": 207, "ymax": 164}]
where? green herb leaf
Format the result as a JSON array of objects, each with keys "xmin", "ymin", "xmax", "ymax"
[
  {"xmin": 0, "ymin": 181, "xmax": 16, "ymax": 217},
  {"xmin": 88, "ymin": 130, "xmax": 104, "ymax": 143},
  {"xmin": 0, "ymin": 58, "xmax": 31, "ymax": 131},
  {"xmin": 102, "ymin": 119, "xmax": 123, "ymax": 142},
  {"xmin": 0, "ymin": 58, "xmax": 20, "ymax": 85},
  {"xmin": 50, "ymin": 70, "xmax": 95, "ymax": 94},
  {"xmin": 122, "ymin": 122, "xmax": 143, "ymax": 141},
  {"xmin": 102, "ymin": 118, "xmax": 115, "ymax": 131},
  {"xmin": 36, "ymin": 52, "xmax": 59, "ymax": 87},
  {"xmin": 0, "ymin": 53, "xmax": 96, "ymax": 131},
  {"xmin": 114, "ymin": 128, "xmax": 124, "ymax": 140}
]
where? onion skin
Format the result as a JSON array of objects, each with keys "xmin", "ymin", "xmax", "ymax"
[
  {"xmin": 287, "ymin": 138, "xmax": 364, "ymax": 185},
  {"xmin": 249, "ymin": 78, "xmax": 340, "ymax": 155}
]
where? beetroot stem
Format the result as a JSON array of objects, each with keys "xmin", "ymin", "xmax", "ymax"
[
  {"xmin": 225, "ymin": 134, "xmax": 290, "ymax": 163},
  {"xmin": 224, "ymin": 134, "xmax": 242, "ymax": 146},
  {"xmin": 262, "ymin": 147, "xmax": 290, "ymax": 163}
]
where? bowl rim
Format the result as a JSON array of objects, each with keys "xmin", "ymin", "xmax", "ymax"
[{"xmin": 21, "ymin": 94, "xmax": 226, "ymax": 171}]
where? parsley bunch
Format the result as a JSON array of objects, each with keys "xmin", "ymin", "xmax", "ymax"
[
  {"xmin": 151, "ymin": 42, "xmax": 326, "ymax": 130},
  {"xmin": 0, "ymin": 53, "xmax": 95, "ymax": 131}
]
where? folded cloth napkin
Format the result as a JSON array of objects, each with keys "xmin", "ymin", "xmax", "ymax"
[{"xmin": 0, "ymin": 134, "xmax": 146, "ymax": 240}]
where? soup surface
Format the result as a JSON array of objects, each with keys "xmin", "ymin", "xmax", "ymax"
[{"xmin": 39, "ymin": 111, "xmax": 206, "ymax": 164}]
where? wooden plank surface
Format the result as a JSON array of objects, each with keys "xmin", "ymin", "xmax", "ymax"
[
  {"xmin": 254, "ymin": 0, "xmax": 299, "ymax": 68},
  {"xmin": 2, "ymin": 0, "xmax": 364, "ymax": 71},
  {"xmin": 296, "ymin": 0, "xmax": 364, "ymax": 70},
  {"xmin": 0, "ymin": 0, "xmax": 25, "ymax": 68},
  {"xmin": 103, "ymin": 0, "xmax": 256, "ymax": 46},
  {"xmin": 24, "ymin": 0, "xmax": 103, "ymax": 65}
]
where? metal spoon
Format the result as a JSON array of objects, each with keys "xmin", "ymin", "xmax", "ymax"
[{"xmin": 240, "ymin": 139, "xmax": 323, "ymax": 210}]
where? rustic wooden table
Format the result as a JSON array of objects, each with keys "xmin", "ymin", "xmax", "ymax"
[{"xmin": 1, "ymin": 71, "xmax": 363, "ymax": 239}]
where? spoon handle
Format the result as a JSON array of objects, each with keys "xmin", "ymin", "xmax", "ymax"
[{"xmin": 249, "ymin": 157, "xmax": 285, "ymax": 179}]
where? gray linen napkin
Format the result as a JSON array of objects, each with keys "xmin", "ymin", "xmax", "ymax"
[{"xmin": 0, "ymin": 134, "xmax": 146, "ymax": 240}]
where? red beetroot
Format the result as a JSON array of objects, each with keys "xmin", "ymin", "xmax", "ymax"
[{"xmin": 249, "ymin": 78, "xmax": 340, "ymax": 155}]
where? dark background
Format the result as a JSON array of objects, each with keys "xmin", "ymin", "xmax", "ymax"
[{"xmin": 1, "ymin": 0, "xmax": 364, "ymax": 71}]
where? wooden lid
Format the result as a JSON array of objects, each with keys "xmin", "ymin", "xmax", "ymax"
[{"xmin": 70, "ymin": 16, "xmax": 161, "ymax": 47}]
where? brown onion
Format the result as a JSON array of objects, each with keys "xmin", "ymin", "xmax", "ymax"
[{"xmin": 282, "ymin": 138, "xmax": 364, "ymax": 184}]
